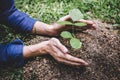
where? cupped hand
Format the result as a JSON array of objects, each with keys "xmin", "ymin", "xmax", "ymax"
[
  {"xmin": 23, "ymin": 38, "xmax": 88, "ymax": 66},
  {"xmin": 50, "ymin": 15, "xmax": 95, "ymax": 36},
  {"xmin": 44, "ymin": 38, "xmax": 88, "ymax": 66}
]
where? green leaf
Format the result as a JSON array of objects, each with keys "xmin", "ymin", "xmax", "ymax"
[
  {"xmin": 74, "ymin": 22, "xmax": 87, "ymax": 27},
  {"xmin": 113, "ymin": 24, "xmax": 120, "ymax": 27},
  {"xmin": 57, "ymin": 21, "xmax": 73, "ymax": 25},
  {"xmin": 60, "ymin": 31, "xmax": 73, "ymax": 39},
  {"xmin": 70, "ymin": 38, "xmax": 82, "ymax": 49},
  {"xmin": 69, "ymin": 9, "xmax": 84, "ymax": 21}
]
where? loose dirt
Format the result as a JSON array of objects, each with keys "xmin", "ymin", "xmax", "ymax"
[
  {"xmin": 23, "ymin": 20, "xmax": 120, "ymax": 80},
  {"xmin": 0, "ymin": 20, "xmax": 120, "ymax": 80}
]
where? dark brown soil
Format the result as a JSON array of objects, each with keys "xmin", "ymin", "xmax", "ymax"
[
  {"xmin": 23, "ymin": 20, "xmax": 120, "ymax": 80},
  {"xmin": 0, "ymin": 20, "xmax": 120, "ymax": 80}
]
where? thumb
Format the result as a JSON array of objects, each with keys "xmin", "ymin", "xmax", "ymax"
[{"xmin": 59, "ymin": 15, "xmax": 71, "ymax": 21}]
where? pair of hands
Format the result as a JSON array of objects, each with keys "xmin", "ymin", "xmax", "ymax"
[
  {"xmin": 42, "ymin": 15, "xmax": 94, "ymax": 66},
  {"xmin": 25, "ymin": 15, "xmax": 95, "ymax": 66}
]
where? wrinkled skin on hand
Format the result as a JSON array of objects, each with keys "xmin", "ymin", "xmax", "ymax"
[
  {"xmin": 50, "ymin": 15, "xmax": 96, "ymax": 36},
  {"xmin": 24, "ymin": 38, "xmax": 88, "ymax": 66},
  {"xmin": 39, "ymin": 38, "xmax": 89, "ymax": 66}
]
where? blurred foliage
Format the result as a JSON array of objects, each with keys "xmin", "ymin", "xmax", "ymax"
[{"xmin": 15, "ymin": 0, "xmax": 120, "ymax": 24}]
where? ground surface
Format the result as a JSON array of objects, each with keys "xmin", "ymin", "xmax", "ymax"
[
  {"xmin": 22, "ymin": 21, "xmax": 119, "ymax": 80},
  {"xmin": 0, "ymin": 21, "xmax": 120, "ymax": 80}
]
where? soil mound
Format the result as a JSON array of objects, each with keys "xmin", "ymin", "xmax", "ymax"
[
  {"xmin": 23, "ymin": 20, "xmax": 120, "ymax": 80},
  {"xmin": 0, "ymin": 21, "xmax": 119, "ymax": 80}
]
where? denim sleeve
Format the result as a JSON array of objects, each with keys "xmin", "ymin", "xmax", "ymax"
[
  {"xmin": 0, "ymin": 39, "xmax": 24, "ymax": 68},
  {"xmin": 7, "ymin": 10, "xmax": 36, "ymax": 33},
  {"xmin": 0, "ymin": 0, "xmax": 36, "ymax": 33}
]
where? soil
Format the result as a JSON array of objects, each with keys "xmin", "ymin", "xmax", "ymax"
[{"xmin": 1, "ymin": 20, "xmax": 120, "ymax": 80}]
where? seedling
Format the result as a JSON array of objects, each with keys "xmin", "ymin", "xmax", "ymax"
[{"xmin": 57, "ymin": 9, "xmax": 87, "ymax": 49}]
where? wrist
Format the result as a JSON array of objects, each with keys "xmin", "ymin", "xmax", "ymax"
[
  {"xmin": 32, "ymin": 21, "xmax": 48, "ymax": 34},
  {"xmin": 23, "ymin": 41, "xmax": 49, "ymax": 58},
  {"xmin": 47, "ymin": 24, "xmax": 59, "ymax": 36},
  {"xmin": 32, "ymin": 21, "xmax": 57, "ymax": 36}
]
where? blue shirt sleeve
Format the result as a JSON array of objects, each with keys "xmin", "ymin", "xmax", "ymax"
[
  {"xmin": 0, "ymin": 0, "xmax": 36, "ymax": 33},
  {"xmin": 0, "ymin": 39, "xmax": 24, "ymax": 68},
  {"xmin": 0, "ymin": 0, "xmax": 36, "ymax": 67}
]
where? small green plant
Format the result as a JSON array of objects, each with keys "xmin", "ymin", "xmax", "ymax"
[{"xmin": 57, "ymin": 9, "xmax": 87, "ymax": 49}]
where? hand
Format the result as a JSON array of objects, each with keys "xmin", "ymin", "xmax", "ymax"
[
  {"xmin": 50, "ymin": 15, "xmax": 95, "ymax": 35},
  {"xmin": 23, "ymin": 38, "xmax": 88, "ymax": 66},
  {"xmin": 32, "ymin": 15, "xmax": 95, "ymax": 36},
  {"xmin": 46, "ymin": 38, "xmax": 88, "ymax": 66}
]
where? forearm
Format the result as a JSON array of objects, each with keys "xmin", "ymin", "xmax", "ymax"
[
  {"xmin": 23, "ymin": 41, "xmax": 49, "ymax": 58},
  {"xmin": 30, "ymin": 15, "xmax": 74, "ymax": 36},
  {"xmin": 0, "ymin": 39, "xmax": 24, "ymax": 67}
]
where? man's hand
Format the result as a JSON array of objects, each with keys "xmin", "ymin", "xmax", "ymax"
[
  {"xmin": 32, "ymin": 15, "xmax": 95, "ymax": 36},
  {"xmin": 23, "ymin": 38, "xmax": 88, "ymax": 66},
  {"xmin": 50, "ymin": 15, "xmax": 95, "ymax": 35}
]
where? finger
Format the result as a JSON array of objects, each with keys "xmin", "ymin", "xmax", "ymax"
[
  {"xmin": 62, "ymin": 54, "xmax": 89, "ymax": 66},
  {"xmin": 51, "ymin": 45, "xmax": 64, "ymax": 57},
  {"xmin": 78, "ymin": 19, "xmax": 94, "ymax": 25},
  {"xmin": 59, "ymin": 15, "xmax": 71, "ymax": 21},
  {"xmin": 52, "ymin": 46, "xmax": 86, "ymax": 66},
  {"xmin": 51, "ymin": 38, "xmax": 68, "ymax": 53},
  {"xmin": 78, "ymin": 19, "xmax": 96, "ymax": 29},
  {"xmin": 58, "ymin": 58, "xmax": 83, "ymax": 66},
  {"xmin": 52, "ymin": 47, "xmax": 88, "ymax": 66},
  {"xmin": 92, "ymin": 24, "xmax": 96, "ymax": 28},
  {"xmin": 51, "ymin": 46, "xmax": 85, "ymax": 66},
  {"xmin": 55, "ymin": 41, "xmax": 68, "ymax": 54}
]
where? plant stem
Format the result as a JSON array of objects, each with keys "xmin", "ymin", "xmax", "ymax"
[
  {"xmin": 72, "ymin": 26, "xmax": 74, "ymax": 33},
  {"xmin": 72, "ymin": 22, "xmax": 75, "ymax": 37}
]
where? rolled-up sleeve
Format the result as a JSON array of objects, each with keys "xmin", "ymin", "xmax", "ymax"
[
  {"xmin": 0, "ymin": 39, "xmax": 24, "ymax": 67},
  {"xmin": 0, "ymin": 0, "xmax": 36, "ymax": 33},
  {"xmin": 0, "ymin": 0, "xmax": 36, "ymax": 67},
  {"xmin": 7, "ymin": 10, "xmax": 36, "ymax": 33}
]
